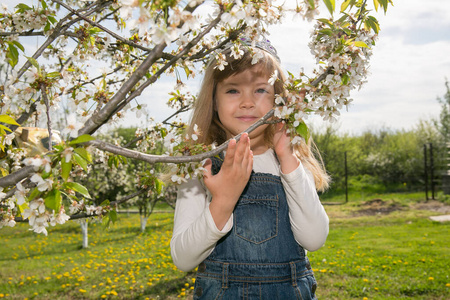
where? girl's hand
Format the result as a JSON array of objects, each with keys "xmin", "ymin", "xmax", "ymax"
[
  {"xmin": 203, "ymin": 133, "xmax": 253, "ymax": 230},
  {"xmin": 273, "ymin": 122, "xmax": 300, "ymax": 174}
]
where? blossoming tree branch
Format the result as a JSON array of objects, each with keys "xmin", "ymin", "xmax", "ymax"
[{"xmin": 0, "ymin": 0, "xmax": 392, "ymax": 235}]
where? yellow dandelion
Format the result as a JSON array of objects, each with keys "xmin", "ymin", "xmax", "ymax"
[
  {"xmin": 445, "ymin": 283, "xmax": 450, "ymax": 287},
  {"xmin": 363, "ymin": 278, "xmax": 369, "ymax": 282},
  {"xmin": 428, "ymin": 277, "xmax": 434, "ymax": 281},
  {"xmin": 79, "ymin": 289, "xmax": 86, "ymax": 293}
]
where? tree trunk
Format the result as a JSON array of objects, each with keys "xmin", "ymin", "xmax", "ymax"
[
  {"xmin": 80, "ymin": 219, "xmax": 88, "ymax": 248},
  {"xmin": 140, "ymin": 215, "xmax": 148, "ymax": 233}
]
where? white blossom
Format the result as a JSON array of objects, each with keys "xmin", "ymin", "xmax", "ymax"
[
  {"xmin": 221, "ymin": 4, "xmax": 246, "ymax": 28},
  {"xmin": 62, "ymin": 114, "xmax": 83, "ymax": 138},
  {"xmin": 14, "ymin": 183, "xmax": 28, "ymax": 205},
  {"xmin": 214, "ymin": 53, "xmax": 228, "ymax": 71},
  {"xmin": 30, "ymin": 174, "xmax": 53, "ymax": 192},
  {"xmin": 268, "ymin": 70, "xmax": 278, "ymax": 85}
]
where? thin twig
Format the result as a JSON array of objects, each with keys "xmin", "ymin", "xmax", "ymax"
[
  {"xmin": 40, "ymin": 83, "xmax": 53, "ymax": 151},
  {"xmin": 52, "ymin": 0, "xmax": 153, "ymax": 53}
]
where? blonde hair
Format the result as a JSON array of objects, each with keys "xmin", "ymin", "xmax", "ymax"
[{"xmin": 187, "ymin": 46, "xmax": 330, "ymax": 191}]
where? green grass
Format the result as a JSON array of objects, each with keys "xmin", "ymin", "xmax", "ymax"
[
  {"xmin": 0, "ymin": 213, "xmax": 194, "ymax": 299},
  {"xmin": 0, "ymin": 193, "xmax": 449, "ymax": 299}
]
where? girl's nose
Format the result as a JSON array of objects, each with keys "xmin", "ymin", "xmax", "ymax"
[{"xmin": 239, "ymin": 94, "xmax": 255, "ymax": 109}]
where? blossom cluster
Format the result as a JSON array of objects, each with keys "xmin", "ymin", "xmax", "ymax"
[
  {"xmin": 273, "ymin": 15, "xmax": 378, "ymax": 142},
  {"xmin": 22, "ymin": 200, "xmax": 70, "ymax": 235}
]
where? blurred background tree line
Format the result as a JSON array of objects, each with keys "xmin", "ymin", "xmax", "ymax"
[{"xmin": 314, "ymin": 80, "xmax": 450, "ymax": 200}]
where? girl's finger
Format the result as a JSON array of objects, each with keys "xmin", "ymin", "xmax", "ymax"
[
  {"xmin": 223, "ymin": 138, "xmax": 237, "ymax": 167},
  {"xmin": 202, "ymin": 159, "xmax": 212, "ymax": 179},
  {"xmin": 234, "ymin": 133, "xmax": 249, "ymax": 163}
]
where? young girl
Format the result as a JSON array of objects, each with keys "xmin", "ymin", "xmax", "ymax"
[{"xmin": 170, "ymin": 37, "xmax": 330, "ymax": 299}]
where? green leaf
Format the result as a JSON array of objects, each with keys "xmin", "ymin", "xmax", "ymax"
[
  {"xmin": 44, "ymin": 189, "xmax": 61, "ymax": 212},
  {"xmin": 295, "ymin": 122, "xmax": 310, "ymax": 144},
  {"xmin": 308, "ymin": 0, "xmax": 315, "ymax": 9},
  {"xmin": 18, "ymin": 201, "xmax": 29, "ymax": 214},
  {"xmin": 378, "ymin": 0, "xmax": 388, "ymax": 13},
  {"xmin": 341, "ymin": 73, "xmax": 350, "ymax": 85},
  {"xmin": 0, "ymin": 124, "xmax": 13, "ymax": 133},
  {"xmin": 74, "ymin": 147, "xmax": 92, "ymax": 163},
  {"xmin": 16, "ymin": 3, "xmax": 32, "ymax": 11},
  {"xmin": 47, "ymin": 16, "xmax": 57, "ymax": 24},
  {"xmin": 61, "ymin": 157, "xmax": 72, "ymax": 181},
  {"xmin": 319, "ymin": 29, "xmax": 334, "ymax": 36},
  {"xmin": 373, "ymin": 0, "xmax": 379, "ymax": 12},
  {"xmin": 109, "ymin": 210, "xmax": 117, "ymax": 223},
  {"xmin": 322, "ymin": 0, "xmax": 335, "ymax": 15},
  {"xmin": 44, "ymin": 21, "xmax": 51, "ymax": 32},
  {"xmin": 12, "ymin": 40, "xmax": 24, "ymax": 52},
  {"xmin": 183, "ymin": 65, "xmax": 192, "ymax": 78},
  {"xmin": 73, "ymin": 152, "xmax": 88, "ymax": 171},
  {"xmin": 341, "ymin": 0, "xmax": 352, "ymax": 12},
  {"xmin": 6, "ymin": 44, "xmax": 19, "ymax": 68},
  {"xmin": 69, "ymin": 134, "xmax": 94, "ymax": 145},
  {"xmin": 46, "ymin": 71, "xmax": 60, "ymax": 78},
  {"xmin": 0, "ymin": 115, "xmax": 20, "ymax": 126},
  {"xmin": 89, "ymin": 27, "xmax": 102, "ymax": 35},
  {"xmin": 100, "ymin": 200, "xmax": 110, "ymax": 206},
  {"xmin": 364, "ymin": 16, "xmax": 380, "ymax": 34},
  {"xmin": 155, "ymin": 178, "xmax": 164, "ymax": 195},
  {"xmin": 28, "ymin": 187, "xmax": 41, "ymax": 202},
  {"xmin": 317, "ymin": 18, "xmax": 334, "ymax": 26},
  {"xmin": 0, "ymin": 167, "xmax": 8, "ymax": 177},
  {"xmin": 25, "ymin": 56, "xmax": 40, "ymax": 70},
  {"xmin": 107, "ymin": 156, "xmax": 114, "ymax": 168},
  {"xmin": 353, "ymin": 41, "xmax": 369, "ymax": 48},
  {"xmin": 65, "ymin": 182, "xmax": 91, "ymax": 199}
]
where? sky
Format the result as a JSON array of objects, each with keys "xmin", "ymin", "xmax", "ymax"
[{"xmin": 5, "ymin": 0, "xmax": 450, "ymax": 136}]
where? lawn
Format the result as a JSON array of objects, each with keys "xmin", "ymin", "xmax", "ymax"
[{"xmin": 0, "ymin": 193, "xmax": 449, "ymax": 299}]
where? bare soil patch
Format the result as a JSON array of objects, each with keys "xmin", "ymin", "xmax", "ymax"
[
  {"xmin": 354, "ymin": 198, "xmax": 450, "ymax": 217},
  {"xmin": 355, "ymin": 198, "xmax": 404, "ymax": 216},
  {"xmin": 413, "ymin": 200, "xmax": 450, "ymax": 214}
]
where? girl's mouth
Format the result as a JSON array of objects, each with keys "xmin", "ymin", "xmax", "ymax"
[{"xmin": 237, "ymin": 116, "xmax": 258, "ymax": 122}]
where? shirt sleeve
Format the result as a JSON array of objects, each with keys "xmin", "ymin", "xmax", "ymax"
[
  {"xmin": 170, "ymin": 178, "xmax": 233, "ymax": 272},
  {"xmin": 280, "ymin": 163, "xmax": 329, "ymax": 251}
]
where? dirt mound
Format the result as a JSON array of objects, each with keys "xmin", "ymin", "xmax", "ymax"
[
  {"xmin": 356, "ymin": 198, "xmax": 404, "ymax": 216},
  {"xmin": 413, "ymin": 200, "xmax": 450, "ymax": 214}
]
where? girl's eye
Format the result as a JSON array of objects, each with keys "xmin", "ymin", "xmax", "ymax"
[
  {"xmin": 256, "ymin": 88, "xmax": 268, "ymax": 94},
  {"xmin": 226, "ymin": 89, "xmax": 238, "ymax": 94}
]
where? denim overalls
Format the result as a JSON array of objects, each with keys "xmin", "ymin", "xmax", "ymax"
[{"xmin": 193, "ymin": 154, "xmax": 318, "ymax": 299}]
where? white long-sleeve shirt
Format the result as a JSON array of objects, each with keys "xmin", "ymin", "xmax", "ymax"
[{"xmin": 170, "ymin": 149, "xmax": 329, "ymax": 272}]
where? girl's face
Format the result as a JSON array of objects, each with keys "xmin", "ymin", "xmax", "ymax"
[{"xmin": 215, "ymin": 65, "xmax": 275, "ymax": 154}]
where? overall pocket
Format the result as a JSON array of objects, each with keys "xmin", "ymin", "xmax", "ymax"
[
  {"xmin": 234, "ymin": 194, "xmax": 279, "ymax": 244},
  {"xmin": 193, "ymin": 277, "xmax": 225, "ymax": 300},
  {"xmin": 294, "ymin": 271, "xmax": 317, "ymax": 300}
]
